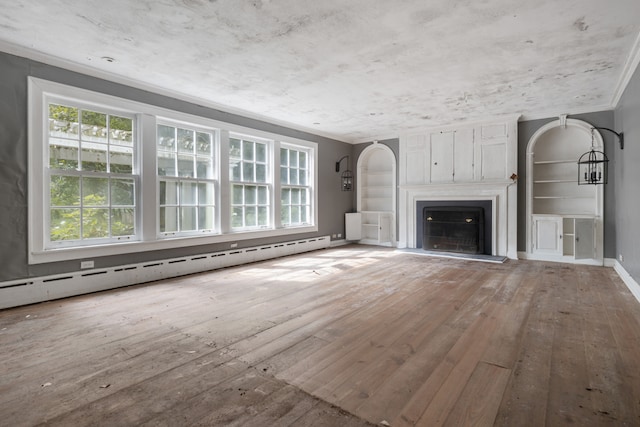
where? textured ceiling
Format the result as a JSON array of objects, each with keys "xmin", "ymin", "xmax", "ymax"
[{"xmin": 1, "ymin": 0, "xmax": 639, "ymax": 142}]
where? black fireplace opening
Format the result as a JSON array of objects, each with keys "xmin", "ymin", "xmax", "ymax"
[{"xmin": 422, "ymin": 206, "xmax": 485, "ymax": 254}]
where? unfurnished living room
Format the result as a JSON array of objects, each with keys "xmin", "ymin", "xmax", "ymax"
[{"xmin": 1, "ymin": 1, "xmax": 640, "ymax": 426}]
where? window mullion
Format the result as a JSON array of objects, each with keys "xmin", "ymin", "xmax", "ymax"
[{"xmin": 219, "ymin": 130, "xmax": 231, "ymax": 234}]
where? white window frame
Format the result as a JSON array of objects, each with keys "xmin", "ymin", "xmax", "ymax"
[
  {"xmin": 28, "ymin": 77, "xmax": 318, "ymax": 265},
  {"xmin": 280, "ymin": 143, "xmax": 313, "ymax": 228}
]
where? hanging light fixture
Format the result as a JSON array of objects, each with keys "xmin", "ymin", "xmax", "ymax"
[
  {"xmin": 335, "ymin": 155, "xmax": 353, "ymax": 191},
  {"xmin": 578, "ymin": 128, "xmax": 609, "ymax": 185}
]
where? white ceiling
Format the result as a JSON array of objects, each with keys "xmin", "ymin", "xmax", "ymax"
[{"xmin": 1, "ymin": 0, "xmax": 639, "ymax": 143}]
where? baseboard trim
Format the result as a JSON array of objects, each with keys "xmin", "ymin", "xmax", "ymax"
[
  {"xmin": 613, "ymin": 261, "xmax": 640, "ymax": 304},
  {"xmin": 0, "ymin": 236, "xmax": 330, "ymax": 310}
]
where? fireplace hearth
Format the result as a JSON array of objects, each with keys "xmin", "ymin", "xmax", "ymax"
[{"xmin": 423, "ymin": 207, "xmax": 485, "ymax": 254}]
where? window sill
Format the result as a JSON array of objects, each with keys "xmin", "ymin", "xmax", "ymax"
[{"xmin": 29, "ymin": 225, "xmax": 318, "ymax": 264}]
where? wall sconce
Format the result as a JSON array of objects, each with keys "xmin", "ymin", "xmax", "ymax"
[
  {"xmin": 578, "ymin": 128, "xmax": 610, "ymax": 185},
  {"xmin": 335, "ymin": 155, "xmax": 353, "ymax": 191}
]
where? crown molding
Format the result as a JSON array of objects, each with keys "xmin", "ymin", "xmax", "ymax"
[{"xmin": 611, "ymin": 31, "xmax": 640, "ymax": 108}]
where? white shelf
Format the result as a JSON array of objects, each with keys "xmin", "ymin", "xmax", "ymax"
[
  {"xmin": 533, "ymin": 179, "xmax": 577, "ymax": 184},
  {"xmin": 533, "ymin": 159, "xmax": 577, "ymax": 165}
]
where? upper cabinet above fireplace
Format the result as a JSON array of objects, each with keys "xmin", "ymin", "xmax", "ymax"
[{"xmin": 399, "ymin": 118, "xmax": 518, "ymax": 186}]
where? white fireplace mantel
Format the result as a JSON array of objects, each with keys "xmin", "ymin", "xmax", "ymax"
[{"xmin": 398, "ymin": 182, "xmax": 518, "ymax": 258}]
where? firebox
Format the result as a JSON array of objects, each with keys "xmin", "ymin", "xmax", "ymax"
[{"xmin": 422, "ymin": 207, "xmax": 485, "ymax": 254}]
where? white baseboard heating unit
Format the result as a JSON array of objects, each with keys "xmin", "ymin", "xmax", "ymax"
[{"xmin": 0, "ymin": 236, "xmax": 330, "ymax": 310}]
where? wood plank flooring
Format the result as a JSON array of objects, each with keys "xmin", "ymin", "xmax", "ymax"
[{"xmin": 1, "ymin": 245, "xmax": 640, "ymax": 426}]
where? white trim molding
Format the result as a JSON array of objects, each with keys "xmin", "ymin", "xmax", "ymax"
[
  {"xmin": 614, "ymin": 261, "xmax": 640, "ymax": 304},
  {"xmin": 611, "ymin": 31, "xmax": 640, "ymax": 108}
]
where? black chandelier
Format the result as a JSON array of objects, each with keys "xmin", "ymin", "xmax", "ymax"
[
  {"xmin": 577, "ymin": 127, "xmax": 621, "ymax": 185},
  {"xmin": 335, "ymin": 155, "xmax": 353, "ymax": 191}
]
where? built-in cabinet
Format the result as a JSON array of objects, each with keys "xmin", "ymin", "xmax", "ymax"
[
  {"xmin": 346, "ymin": 142, "xmax": 396, "ymax": 246},
  {"xmin": 526, "ymin": 117, "xmax": 603, "ymax": 265}
]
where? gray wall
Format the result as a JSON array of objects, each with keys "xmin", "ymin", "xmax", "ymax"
[
  {"xmin": 517, "ymin": 111, "xmax": 617, "ymax": 257},
  {"xmin": 0, "ymin": 51, "xmax": 354, "ymax": 282},
  {"xmin": 615, "ymin": 64, "xmax": 640, "ymax": 283}
]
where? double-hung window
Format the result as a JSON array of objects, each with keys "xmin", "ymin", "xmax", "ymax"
[
  {"xmin": 280, "ymin": 145, "xmax": 311, "ymax": 226},
  {"xmin": 157, "ymin": 123, "xmax": 217, "ymax": 236},
  {"xmin": 229, "ymin": 135, "xmax": 270, "ymax": 230},
  {"xmin": 47, "ymin": 101, "xmax": 137, "ymax": 247}
]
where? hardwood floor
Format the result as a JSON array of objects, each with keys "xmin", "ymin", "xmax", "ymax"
[{"xmin": 1, "ymin": 245, "xmax": 640, "ymax": 426}]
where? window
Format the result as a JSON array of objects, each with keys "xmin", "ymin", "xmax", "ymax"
[
  {"xmin": 47, "ymin": 102, "xmax": 137, "ymax": 246},
  {"xmin": 29, "ymin": 77, "xmax": 317, "ymax": 264},
  {"xmin": 229, "ymin": 135, "xmax": 270, "ymax": 229},
  {"xmin": 157, "ymin": 123, "xmax": 216, "ymax": 236},
  {"xmin": 280, "ymin": 146, "xmax": 311, "ymax": 226}
]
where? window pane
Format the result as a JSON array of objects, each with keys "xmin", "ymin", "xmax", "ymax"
[
  {"xmin": 232, "ymin": 184, "xmax": 243, "ymax": 204},
  {"xmin": 180, "ymin": 207, "xmax": 197, "ymax": 231},
  {"xmin": 112, "ymin": 179, "xmax": 134, "ymax": 206},
  {"xmin": 50, "ymin": 175, "xmax": 80, "ymax": 207},
  {"xmin": 198, "ymin": 207, "xmax": 214, "ymax": 230},
  {"xmin": 196, "ymin": 132, "xmax": 211, "ymax": 155},
  {"xmin": 300, "ymin": 189, "xmax": 307, "ymax": 204},
  {"xmin": 83, "ymin": 208, "xmax": 109, "ymax": 238},
  {"xmin": 110, "ymin": 146, "xmax": 133, "ymax": 174},
  {"xmin": 299, "ymin": 169, "xmax": 307, "ymax": 186},
  {"xmin": 258, "ymin": 206, "xmax": 268, "ymax": 226},
  {"xmin": 256, "ymin": 143, "xmax": 266, "ymax": 162},
  {"xmin": 299, "ymin": 151, "xmax": 307, "ymax": 169},
  {"xmin": 82, "ymin": 177, "xmax": 108, "ymax": 206},
  {"xmin": 196, "ymin": 157, "xmax": 212, "ymax": 179},
  {"xmin": 230, "ymin": 160, "xmax": 241, "ymax": 181},
  {"xmin": 245, "ymin": 206, "xmax": 257, "ymax": 227},
  {"xmin": 158, "ymin": 125, "xmax": 176, "ymax": 150},
  {"xmin": 160, "ymin": 180, "xmax": 178, "ymax": 205},
  {"xmin": 243, "ymin": 140, "xmax": 254, "ymax": 161},
  {"xmin": 231, "ymin": 206, "xmax": 243, "ymax": 228},
  {"xmin": 291, "ymin": 206, "xmax": 300, "ymax": 224},
  {"xmin": 178, "ymin": 155, "xmax": 194, "ymax": 177},
  {"xmin": 281, "ymin": 206, "xmax": 290, "ymax": 225},
  {"xmin": 177, "ymin": 128, "xmax": 194, "ymax": 154},
  {"xmin": 280, "ymin": 166, "xmax": 288, "ymax": 184},
  {"xmin": 291, "ymin": 188, "xmax": 300, "ymax": 204},
  {"xmin": 289, "ymin": 168, "xmax": 299, "ymax": 185},
  {"xmin": 229, "ymin": 138, "xmax": 241, "ymax": 158},
  {"xmin": 281, "ymin": 188, "xmax": 290, "ymax": 204},
  {"xmin": 49, "ymin": 138, "xmax": 79, "ymax": 170},
  {"xmin": 81, "ymin": 110, "xmax": 107, "ymax": 143},
  {"xmin": 110, "ymin": 115, "xmax": 133, "ymax": 146},
  {"xmin": 50, "ymin": 208, "xmax": 80, "ymax": 241},
  {"xmin": 290, "ymin": 151, "xmax": 298, "ymax": 167},
  {"xmin": 258, "ymin": 186, "xmax": 267, "ymax": 205},
  {"xmin": 245, "ymin": 185, "xmax": 257, "ymax": 205},
  {"xmin": 198, "ymin": 182, "xmax": 214, "ymax": 205},
  {"xmin": 160, "ymin": 207, "xmax": 178, "ymax": 232},
  {"xmin": 280, "ymin": 148, "xmax": 288, "ymax": 166},
  {"xmin": 158, "ymin": 151, "xmax": 176, "ymax": 176},
  {"xmin": 301, "ymin": 206, "xmax": 307, "ymax": 223},
  {"xmin": 242, "ymin": 161, "xmax": 254, "ymax": 181},
  {"xmin": 49, "ymin": 104, "xmax": 79, "ymax": 139},
  {"xmin": 81, "ymin": 143, "xmax": 108, "ymax": 171},
  {"xmin": 180, "ymin": 181, "xmax": 197, "ymax": 205},
  {"xmin": 255, "ymin": 164, "xmax": 266, "ymax": 183},
  {"xmin": 111, "ymin": 208, "xmax": 134, "ymax": 236}
]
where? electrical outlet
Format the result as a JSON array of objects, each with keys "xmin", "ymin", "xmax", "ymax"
[
  {"xmin": 80, "ymin": 260, "xmax": 94, "ymax": 269},
  {"xmin": 337, "ymin": 233, "xmax": 342, "ymax": 238},
  {"xmin": 619, "ymin": 254, "xmax": 624, "ymax": 262},
  {"xmin": 230, "ymin": 243, "xmax": 238, "ymax": 248},
  {"xmin": 332, "ymin": 234, "xmax": 337, "ymax": 238}
]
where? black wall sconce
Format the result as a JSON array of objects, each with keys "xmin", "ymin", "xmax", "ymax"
[
  {"xmin": 577, "ymin": 127, "xmax": 619, "ymax": 185},
  {"xmin": 336, "ymin": 155, "xmax": 353, "ymax": 191}
]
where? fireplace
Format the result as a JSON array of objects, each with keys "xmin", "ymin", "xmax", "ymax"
[{"xmin": 423, "ymin": 207, "xmax": 484, "ymax": 254}]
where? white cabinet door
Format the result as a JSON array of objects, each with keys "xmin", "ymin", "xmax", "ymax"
[
  {"xmin": 479, "ymin": 139, "xmax": 507, "ymax": 180},
  {"xmin": 454, "ymin": 128, "xmax": 475, "ymax": 182},
  {"xmin": 345, "ymin": 213, "xmax": 362, "ymax": 241},
  {"xmin": 533, "ymin": 216, "xmax": 562, "ymax": 255},
  {"xmin": 430, "ymin": 132, "xmax": 454, "ymax": 183},
  {"xmin": 575, "ymin": 218, "xmax": 595, "ymax": 259},
  {"xmin": 379, "ymin": 212, "xmax": 392, "ymax": 244}
]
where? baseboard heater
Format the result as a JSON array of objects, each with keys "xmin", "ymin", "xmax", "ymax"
[{"xmin": 0, "ymin": 236, "xmax": 330, "ymax": 310}]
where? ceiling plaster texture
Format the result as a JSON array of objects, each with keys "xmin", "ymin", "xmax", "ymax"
[{"xmin": 0, "ymin": 0, "xmax": 639, "ymax": 142}]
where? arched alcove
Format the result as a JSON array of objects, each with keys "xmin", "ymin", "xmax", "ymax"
[{"xmin": 525, "ymin": 117, "xmax": 604, "ymax": 264}]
